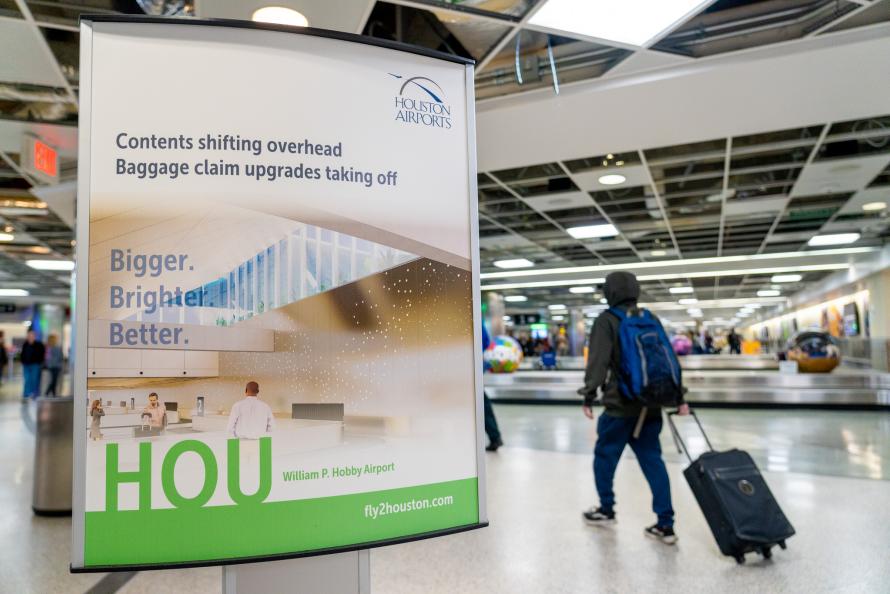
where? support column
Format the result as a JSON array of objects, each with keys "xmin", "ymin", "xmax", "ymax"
[
  {"xmin": 865, "ymin": 268, "xmax": 890, "ymax": 371},
  {"xmin": 222, "ymin": 550, "xmax": 370, "ymax": 594}
]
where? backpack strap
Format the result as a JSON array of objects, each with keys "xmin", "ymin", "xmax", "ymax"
[{"xmin": 607, "ymin": 306, "xmax": 626, "ymax": 320}]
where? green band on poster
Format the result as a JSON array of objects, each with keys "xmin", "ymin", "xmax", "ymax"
[{"xmin": 84, "ymin": 477, "xmax": 478, "ymax": 566}]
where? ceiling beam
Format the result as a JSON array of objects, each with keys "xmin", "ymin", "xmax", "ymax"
[{"xmin": 12, "ymin": 0, "xmax": 77, "ymax": 104}]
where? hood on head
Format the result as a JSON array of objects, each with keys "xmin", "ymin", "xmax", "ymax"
[{"xmin": 604, "ymin": 271, "xmax": 640, "ymax": 307}]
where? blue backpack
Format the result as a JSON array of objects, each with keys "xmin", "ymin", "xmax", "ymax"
[{"xmin": 608, "ymin": 307, "xmax": 682, "ymax": 406}]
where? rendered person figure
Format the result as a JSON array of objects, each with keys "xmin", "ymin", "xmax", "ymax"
[
  {"xmin": 226, "ymin": 381, "xmax": 274, "ymax": 439},
  {"xmin": 142, "ymin": 392, "xmax": 167, "ymax": 430},
  {"xmin": 44, "ymin": 334, "xmax": 64, "ymax": 396},
  {"xmin": 89, "ymin": 399, "xmax": 104, "ymax": 440}
]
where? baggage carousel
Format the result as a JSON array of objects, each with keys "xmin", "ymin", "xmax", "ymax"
[{"xmin": 485, "ymin": 356, "xmax": 890, "ymax": 409}]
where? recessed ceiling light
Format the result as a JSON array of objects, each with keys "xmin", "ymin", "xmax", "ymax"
[
  {"xmin": 771, "ymin": 274, "xmax": 802, "ymax": 283},
  {"xmin": 26, "ymin": 259, "xmax": 74, "ymax": 271},
  {"xmin": 503, "ymin": 315, "xmax": 512, "ymax": 321},
  {"xmin": 0, "ymin": 288, "xmax": 28, "ymax": 297},
  {"xmin": 552, "ymin": 315, "xmax": 565, "ymax": 321},
  {"xmin": 808, "ymin": 233, "xmax": 860, "ymax": 246},
  {"xmin": 678, "ymin": 298, "xmax": 698, "ymax": 305},
  {"xmin": 252, "ymin": 6, "xmax": 309, "ymax": 27},
  {"xmin": 548, "ymin": 304, "xmax": 567, "ymax": 310},
  {"xmin": 598, "ymin": 174, "xmax": 626, "ymax": 185},
  {"xmin": 529, "ymin": 0, "xmax": 708, "ymax": 46},
  {"xmin": 599, "ymin": 298, "xmax": 608, "ymax": 304},
  {"xmin": 0, "ymin": 233, "xmax": 13, "ymax": 242},
  {"xmin": 504, "ymin": 295, "xmax": 528, "ymax": 303},
  {"xmin": 757, "ymin": 289, "xmax": 780, "ymax": 297},
  {"xmin": 493, "ymin": 258, "xmax": 534, "ymax": 269},
  {"xmin": 669, "ymin": 286, "xmax": 694, "ymax": 294},
  {"xmin": 569, "ymin": 286, "xmax": 596, "ymax": 294},
  {"xmin": 862, "ymin": 201, "xmax": 887, "ymax": 212},
  {"xmin": 650, "ymin": 249, "xmax": 666, "ymax": 257},
  {"xmin": 567, "ymin": 223, "xmax": 618, "ymax": 239}
]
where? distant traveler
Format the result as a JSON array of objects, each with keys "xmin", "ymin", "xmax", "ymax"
[
  {"xmin": 482, "ymin": 324, "xmax": 503, "ymax": 452},
  {"xmin": 142, "ymin": 392, "xmax": 167, "ymax": 430},
  {"xmin": 0, "ymin": 336, "xmax": 7, "ymax": 386},
  {"xmin": 226, "ymin": 381, "xmax": 274, "ymax": 439},
  {"xmin": 578, "ymin": 271, "xmax": 689, "ymax": 545},
  {"xmin": 728, "ymin": 328, "xmax": 742, "ymax": 355},
  {"xmin": 44, "ymin": 334, "xmax": 63, "ymax": 396},
  {"xmin": 89, "ymin": 399, "xmax": 104, "ymax": 440},
  {"xmin": 20, "ymin": 330, "xmax": 45, "ymax": 399}
]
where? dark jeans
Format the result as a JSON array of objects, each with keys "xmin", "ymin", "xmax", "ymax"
[
  {"xmin": 23, "ymin": 364, "xmax": 42, "ymax": 398},
  {"xmin": 483, "ymin": 393, "xmax": 501, "ymax": 444},
  {"xmin": 45, "ymin": 367, "xmax": 61, "ymax": 396},
  {"xmin": 593, "ymin": 413, "xmax": 674, "ymax": 527}
]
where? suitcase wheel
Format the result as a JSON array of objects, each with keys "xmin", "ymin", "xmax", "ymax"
[
  {"xmin": 761, "ymin": 547, "xmax": 772, "ymax": 560},
  {"xmin": 779, "ymin": 540, "xmax": 787, "ymax": 550},
  {"xmin": 734, "ymin": 555, "xmax": 745, "ymax": 565}
]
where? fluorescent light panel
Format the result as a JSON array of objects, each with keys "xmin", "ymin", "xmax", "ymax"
[
  {"xmin": 0, "ymin": 288, "xmax": 28, "ymax": 297},
  {"xmin": 669, "ymin": 286, "xmax": 694, "ymax": 294},
  {"xmin": 771, "ymin": 274, "xmax": 802, "ymax": 283},
  {"xmin": 598, "ymin": 174, "xmax": 626, "ymax": 185},
  {"xmin": 757, "ymin": 289, "xmax": 781, "ymax": 297},
  {"xmin": 808, "ymin": 233, "xmax": 860, "ymax": 246},
  {"xmin": 529, "ymin": 0, "xmax": 709, "ymax": 46},
  {"xmin": 0, "ymin": 233, "xmax": 13, "ymax": 241},
  {"xmin": 26, "ymin": 260, "xmax": 74, "ymax": 271},
  {"xmin": 481, "ymin": 264, "xmax": 847, "ymax": 291},
  {"xmin": 504, "ymin": 295, "xmax": 528, "ymax": 302},
  {"xmin": 480, "ymin": 247, "xmax": 875, "ymax": 280},
  {"xmin": 493, "ymin": 258, "xmax": 534, "ymax": 269},
  {"xmin": 569, "ymin": 286, "xmax": 596, "ymax": 294},
  {"xmin": 678, "ymin": 298, "xmax": 698, "ymax": 305},
  {"xmin": 252, "ymin": 6, "xmax": 309, "ymax": 26},
  {"xmin": 548, "ymin": 304, "xmax": 567, "ymax": 310},
  {"xmin": 566, "ymin": 224, "xmax": 618, "ymax": 239}
]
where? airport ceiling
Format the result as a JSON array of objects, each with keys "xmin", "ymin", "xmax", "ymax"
[{"xmin": 0, "ymin": 0, "xmax": 888, "ymax": 308}]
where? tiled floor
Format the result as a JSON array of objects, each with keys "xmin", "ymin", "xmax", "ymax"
[{"xmin": 2, "ymin": 381, "xmax": 889, "ymax": 593}]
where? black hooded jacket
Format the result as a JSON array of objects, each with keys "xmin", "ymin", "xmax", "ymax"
[{"xmin": 578, "ymin": 271, "xmax": 683, "ymax": 417}]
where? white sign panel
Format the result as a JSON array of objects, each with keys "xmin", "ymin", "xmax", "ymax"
[{"xmin": 72, "ymin": 18, "xmax": 484, "ymax": 571}]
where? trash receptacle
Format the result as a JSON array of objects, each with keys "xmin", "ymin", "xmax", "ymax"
[{"xmin": 32, "ymin": 396, "xmax": 73, "ymax": 515}]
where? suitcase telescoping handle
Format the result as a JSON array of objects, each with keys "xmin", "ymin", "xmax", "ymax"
[{"xmin": 666, "ymin": 410, "xmax": 714, "ymax": 464}]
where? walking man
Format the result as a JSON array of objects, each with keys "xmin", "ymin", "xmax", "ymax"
[
  {"xmin": 20, "ymin": 330, "xmax": 45, "ymax": 399},
  {"xmin": 578, "ymin": 271, "xmax": 689, "ymax": 544}
]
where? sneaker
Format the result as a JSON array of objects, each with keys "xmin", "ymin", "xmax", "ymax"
[
  {"xmin": 582, "ymin": 507, "xmax": 616, "ymax": 526},
  {"xmin": 485, "ymin": 438, "xmax": 503, "ymax": 452},
  {"xmin": 644, "ymin": 524, "xmax": 677, "ymax": 545}
]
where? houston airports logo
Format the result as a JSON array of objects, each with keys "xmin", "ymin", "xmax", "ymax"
[{"xmin": 389, "ymin": 73, "xmax": 452, "ymax": 130}]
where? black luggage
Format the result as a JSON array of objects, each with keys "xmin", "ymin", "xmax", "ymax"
[{"xmin": 667, "ymin": 411, "xmax": 795, "ymax": 564}]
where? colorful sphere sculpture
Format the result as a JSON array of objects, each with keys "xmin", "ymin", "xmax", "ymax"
[
  {"xmin": 671, "ymin": 334, "xmax": 693, "ymax": 356},
  {"xmin": 484, "ymin": 335, "xmax": 523, "ymax": 373},
  {"xmin": 785, "ymin": 330, "xmax": 841, "ymax": 373}
]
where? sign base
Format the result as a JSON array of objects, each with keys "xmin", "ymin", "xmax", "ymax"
[{"xmin": 222, "ymin": 550, "xmax": 370, "ymax": 594}]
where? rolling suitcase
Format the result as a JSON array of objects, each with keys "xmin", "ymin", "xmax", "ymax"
[{"xmin": 667, "ymin": 411, "xmax": 795, "ymax": 564}]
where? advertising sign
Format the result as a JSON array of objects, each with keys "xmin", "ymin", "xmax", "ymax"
[{"xmin": 73, "ymin": 17, "xmax": 484, "ymax": 570}]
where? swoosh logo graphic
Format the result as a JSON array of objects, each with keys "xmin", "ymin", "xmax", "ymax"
[{"xmin": 395, "ymin": 76, "xmax": 445, "ymax": 104}]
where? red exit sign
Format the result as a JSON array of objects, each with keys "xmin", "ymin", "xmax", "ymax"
[
  {"xmin": 21, "ymin": 134, "xmax": 59, "ymax": 183},
  {"xmin": 33, "ymin": 139, "xmax": 58, "ymax": 177}
]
